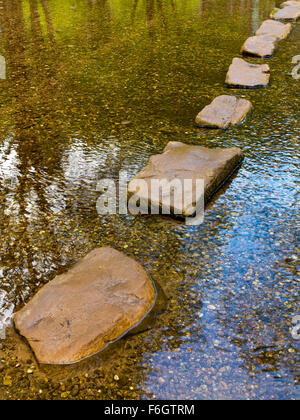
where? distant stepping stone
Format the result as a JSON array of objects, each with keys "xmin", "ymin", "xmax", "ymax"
[
  {"xmin": 255, "ymin": 19, "xmax": 292, "ymax": 40},
  {"xmin": 280, "ymin": 1, "xmax": 300, "ymax": 9},
  {"xmin": 195, "ymin": 95, "xmax": 252, "ymax": 129},
  {"xmin": 14, "ymin": 247, "xmax": 156, "ymax": 364},
  {"xmin": 128, "ymin": 142, "xmax": 244, "ymax": 218},
  {"xmin": 225, "ymin": 58, "xmax": 270, "ymax": 89},
  {"xmin": 241, "ymin": 35, "xmax": 278, "ymax": 58},
  {"xmin": 271, "ymin": 4, "xmax": 300, "ymax": 21}
]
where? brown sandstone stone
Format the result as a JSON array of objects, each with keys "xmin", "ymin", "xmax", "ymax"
[
  {"xmin": 255, "ymin": 20, "xmax": 292, "ymax": 40},
  {"xmin": 271, "ymin": 5, "xmax": 300, "ymax": 21},
  {"xmin": 195, "ymin": 95, "xmax": 252, "ymax": 129},
  {"xmin": 241, "ymin": 35, "xmax": 278, "ymax": 58},
  {"xmin": 225, "ymin": 58, "xmax": 270, "ymax": 89},
  {"xmin": 280, "ymin": 1, "xmax": 300, "ymax": 9},
  {"xmin": 14, "ymin": 248, "xmax": 156, "ymax": 365},
  {"xmin": 128, "ymin": 142, "xmax": 243, "ymax": 218}
]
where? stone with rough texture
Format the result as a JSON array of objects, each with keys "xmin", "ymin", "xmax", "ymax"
[
  {"xmin": 241, "ymin": 35, "xmax": 278, "ymax": 58},
  {"xmin": 271, "ymin": 5, "xmax": 300, "ymax": 21},
  {"xmin": 195, "ymin": 95, "xmax": 252, "ymax": 129},
  {"xmin": 280, "ymin": 1, "xmax": 300, "ymax": 9},
  {"xmin": 255, "ymin": 20, "xmax": 292, "ymax": 40},
  {"xmin": 128, "ymin": 142, "xmax": 244, "ymax": 217},
  {"xmin": 14, "ymin": 247, "xmax": 156, "ymax": 365},
  {"xmin": 225, "ymin": 58, "xmax": 270, "ymax": 89}
]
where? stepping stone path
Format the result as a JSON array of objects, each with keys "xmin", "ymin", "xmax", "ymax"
[
  {"xmin": 14, "ymin": 247, "xmax": 156, "ymax": 364},
  {"xmin": 241, "ymin": 35, "xmax": 278, "ymax": 58},
  {"xmin": 128, "ymin": 141, "xmax": 243, "ymax": 217},
  {"xmin": 195, "ymin": 95, "xmax": 252, "ymax": 129},
  {"xmin": 255, "ymin": 19, "xmax": 292, "ymax": 40},
  {"xmin": 13, "ymin": 0, "xmax": 300, "ymax": 366},
  {"xmin": 225, "ymin": 58, "xmax": 270, "ymax": 89},
  {"xmin": 271, "ymin": 1, "xmax": 300, "ymax": 21}
]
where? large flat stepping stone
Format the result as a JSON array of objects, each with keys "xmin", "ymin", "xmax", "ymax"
[
  {"xmin": 225, "ymin": 58, "xmax": 270, "ymax": 89},
  {"xmin": 14, "ymin": 247, "xmax": 156, "ymax": 364},
  {"xmin": 255, "ymin": 20, "xmax": 292, "ymax": 40},
  {"xmin": 271, "ymin": 4, "xmax": 300, "ymax": 21},
  {"xmin": 241, "ymin": 35, "xmax": 278, "ymax": 58},
  {"xmin": 128, "ymin": 142, "xmax": 243, "ymax": 217},
  {"xmin": 195, "ymin": 95, "xmax": 252, "ymax": 129}
]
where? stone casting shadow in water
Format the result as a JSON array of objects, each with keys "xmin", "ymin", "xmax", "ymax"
[
  {"xmin": 5, "ymin": 272, "xmax": 167, "ymax": 361},
  {"xmin": 1, "ymin": 274, "xmax": 168, "ymax": 392},
  {"xmin": 13, "ymin": 248, "xmax": 169, "ymax": 366},
  {"xmin": 127, "ymin": 276, "xmax": 168, "ymax": 337}
]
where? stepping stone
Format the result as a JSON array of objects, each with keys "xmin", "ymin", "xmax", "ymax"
[
  {"xmin": 271, "ymin": 5, "xmax": 300, "ymax": 21},
  {"xmin": 195, "ymin": 95, "xmax": 253, "ymax": 129},
  {"xmin": 225, "ymin": 58, "xmax": 270, "ymax": 89},
  {"xmin": 255, "ymin": 20, "xmax": 292, "ymax": 40},
  {"xmin": 280, "ymin": 1, "xmax": 300, "ymax": 9},
  {"xmin": 14, "ymin": 247, "xmax": 156, "ymax": 364},
  {"xmin": 128, "ymin": 142, "xmax": 244, "ymax": 218},
  {"xmin": 241, "ymin": 35, "xmax": 278, "ymax": 58}
]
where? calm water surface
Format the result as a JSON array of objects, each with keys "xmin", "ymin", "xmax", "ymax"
[{"xmin": 0, "ymin": 0, "xmax": 299, "ymax": 400}]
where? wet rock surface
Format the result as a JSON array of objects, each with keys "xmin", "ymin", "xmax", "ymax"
[
  {"xmin": 128, "ymin": 141, "xmax": 244, "ymax": 217},
  {"xmin": 255, "ymin": 20, "xmax": 292, "ymax": 40},
  {"xmin": 241, "ymin": 35, "xmax": 278, "ymax": 58},
  {"xmin": 225, "ymin": 58, "xmax": 270, "ymax": 89},
  {"xmin": 280, "ymin": 1, "xmax": 300, "ymax": 9},
  {"xmin": 271, "ymin": 4, "xmax": 300, "ymax": 21},
  {"xmin": 14, "ymin": 248, "xmax": 156, "ymax": 365},
  {"xmin": 195, "ymin": 95, "xmax": 252, "ymax": 129}
]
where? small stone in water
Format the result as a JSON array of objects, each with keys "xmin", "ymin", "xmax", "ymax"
[{"xmin": 3, "ymin": 375, "xmax": 12, "ymax": 386}]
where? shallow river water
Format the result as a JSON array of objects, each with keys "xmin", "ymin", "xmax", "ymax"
[{"xmin": 0, "ymin": 0, "xmax": 299, "ymax": 400}]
